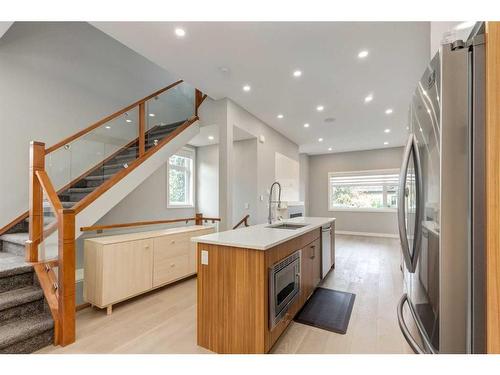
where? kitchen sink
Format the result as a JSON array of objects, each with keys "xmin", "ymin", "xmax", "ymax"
[{"xmin": 266, "ymin": 223, "xmax": 309, "ymax": 230}]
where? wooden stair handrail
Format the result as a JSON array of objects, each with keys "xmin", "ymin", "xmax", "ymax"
[
  {"xmin": 73, "ymin": 116, "xmax": 199, "ymax": 214},
  {"xmin": 45, "ymin": 80, "xmax": 183, "ymax": 154},
  {"xmin": 80, "ymin": 214, "xmax": 221, "ymax": 233},
  {"xmin": 233, "ymin": 214, "xmax": 250, "ymax": 230}
]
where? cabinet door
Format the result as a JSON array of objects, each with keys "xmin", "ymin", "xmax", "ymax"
[
  {"xmin": 311, "ymin": 238, "xmax": 322, "ymax": 288},
  {"xmin": 300, "ymin": 245, "xmax": 313, "ymax": 301},
  {"xmin": 101, "ymin": 239, "xmax": 153, "ymax": 306}
]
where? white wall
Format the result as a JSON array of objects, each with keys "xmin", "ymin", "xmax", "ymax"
[
  {"xmin": 233, "ymin": 139, "xmax": 258, "ymax": 226},
  {"xmin": 196, "ymin": 144, "xmax": 219, "ymax": 218},
  {"xmin": 0, "ymin": 22, "xmax": 179, "ymax": 227},
  {"xmin": 198, "ymin": 98, "xmax": 301, "ymax": 227},
  {"xmin": 299, "ymin": 153, "xmax": 310, "ymax": 215},
  {"xmin": 308, "ymin": 147, "xmax": 404, "ymax": 236},
  {"xmin": 226, "ymin": 99, "xmax": 300, "ymax": 224}
]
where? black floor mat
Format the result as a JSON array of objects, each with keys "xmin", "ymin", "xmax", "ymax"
[{"xmin": 294, "ymin": 287, "xmax": 356, "ymax": 334}]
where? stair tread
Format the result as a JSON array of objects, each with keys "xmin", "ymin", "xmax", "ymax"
[
  {"xmin": 0, "ymin": 313, "xmax": 53, "ymax": 349},
  {"xmin": 0, "ymin": 286, "xmax": 43, "ymax": 312},
  {"xmin": 0, "ymin": 253, "xmax": 32, "ymax": 278},
  {"xmin": 0, "ymin": 233, "xmax": 29, "ymax": 246},
  {"xmin": 66, "ymin": 187, "xmax": 95, "ymax": 193}
]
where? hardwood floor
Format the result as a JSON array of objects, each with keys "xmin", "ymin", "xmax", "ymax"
[{"xmin": 37, "ymin": 235, "xmax": 411, "ymax": 354}]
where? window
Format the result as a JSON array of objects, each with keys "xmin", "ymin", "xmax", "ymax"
[
  {"xmin": 167, "ymin": 147, "xmax": 195, "ymax": 208},
  {"xmin": 328, "ymin": 169, "xmax": 399, "ymax": 212}
]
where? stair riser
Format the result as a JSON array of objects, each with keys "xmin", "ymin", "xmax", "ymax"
[
  {"xmin": 0, "ymin": 273, "xmax": 33, "ymax": 293},
  {"xmin": 85, "ymin": 179, "xmax": 109, "ymax": 188},
  {"xmin": 0, "ymin": 329, "xmax": 53, "ymax": 354},
  {"xmin": 1, "ymin": 241, "xmax": 25, "ymax": 257},
  {"xmin": 0, "ymin": 299, "xmax": 45, "ymax": 326},
  {"xmin": 90, "ymin": 166, "xmax": 124, "ymax": 176},
  {"xmin": 5, "ymin": 221, "xmax": 29, "ymax": 234},
  {"xmin": 60, "ymin": 192, "xmax": 90, "ymax": 202}
]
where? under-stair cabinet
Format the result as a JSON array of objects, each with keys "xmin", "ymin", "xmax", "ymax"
[{"xmin": 84, "ymin": 225, "xmax": 214, "ymax": 314}]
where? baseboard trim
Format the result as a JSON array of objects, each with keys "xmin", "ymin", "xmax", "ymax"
[{"xmin": 336, "ymin": 230, "xmax": 399, "ymax": 239}]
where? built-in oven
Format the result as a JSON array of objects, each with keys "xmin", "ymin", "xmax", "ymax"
[{"xmin": 269, "ymin": 250, "xmax": 301, "ymax": 329}]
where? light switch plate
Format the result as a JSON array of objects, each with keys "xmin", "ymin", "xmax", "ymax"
[
  {"xmin": 201, "ymin": 250, "xmax": 209, "ymax": 265},
  {"xmin": 244, "ymin": 203, "xmax": 250, "ymax": 209}
]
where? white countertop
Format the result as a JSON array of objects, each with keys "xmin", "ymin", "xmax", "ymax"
[
  {"xmin": 85, "ymin": 225, "xmax": 214, "ymax": 245},
  {"xmin": 191, "ymin": 217, "xmax": 335, "ymax": 251}
]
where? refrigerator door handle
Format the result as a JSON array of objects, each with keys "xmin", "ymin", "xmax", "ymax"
[
  {"xmin": 397, "ymin": 134, "xmax": 424, "ymax": 273},
  {"xmin": 398, "ymin": 294, "xmax": 425, "ymax": 354},
  {"xmin": 398, "ymin": 136, "xmax": 415, "ymax": 272},
  {"xmin": 397, "ymin": 294, "xmax": 437, "ymax": 354}
]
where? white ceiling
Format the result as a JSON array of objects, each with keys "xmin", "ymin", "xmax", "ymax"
[
  {"xmin": 92, "ymin": 22, "xmax": 430, "ymax": 154},
  {"xmin": 188, "ymin": 124, "xmax": 255, "ymax": 147}
]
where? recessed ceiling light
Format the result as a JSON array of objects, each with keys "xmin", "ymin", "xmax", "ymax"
[
  {"xmin": 277, "ymin": 114, "xmax": 284, "ymax": 119},
  {"xmin": 149, "ymin": 113, "xmax": 155, "ymax": 117},
  {"xmin": 208, "ymin": 135, "xmax": 215, "ymax": 140},
  {"xmin": 364, "ymin": 94, "xmax": 373, "ymax": 103},
  {"xmin": 293, "ymin": 70, "xmax": 302, "ymax": 77},
  {"xmin": 316, "ymin": 105, "xmax": 324, "ymax": 112},
  {"xmin": 384, "ymin": 128, "xmax": 391, "ymax": 133},
  {"xmin": 125, "ymin": 119, "xmax": 132, "ymax": 123},
  {"xmin": 328, "ymin": 147, "xmax": 333, "ymax": 151},
  {"xmin": 242, "ymin": 85, "xmax": 251, "ymax": 92},
  {"xmin": 454, "ymin": 21, "xmax": 475, "ymax": 30},
  {"xmin": 385, "ymin": 108, "xmax": 393, "ymax": 115},
  {"xmin": 105, "ymin": 126, "xmax": 111, "ymax": 129},
  {"xmin": 174, "ymin": 28, "xmax": 186, "ymax": 37},
  {"xmin": 358, "ymin": 50, "xmax": 369, "ymax": 59},
  {"xmin": 318, "ymin": 138, "xmax": 324, "ymax": 142},
  {"xmin": 384, "ymin": 141, "xmax": 389, "ymax": 145},
  {"xmin": 303, "ymin": 123, "xmax": 310, "ymax": 128}
]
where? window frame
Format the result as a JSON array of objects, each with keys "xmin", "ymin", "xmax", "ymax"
[
  {"xmin": 167, "ymin": 146, "xmax": 196, "ymax": 209},
  {"xmin": 327, "ymin": 168, "xmax": 399, "ymax": 213}
]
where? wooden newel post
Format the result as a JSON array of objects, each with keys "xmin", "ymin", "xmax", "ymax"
[
  {"xmin": 195, "ymin": 213, "xmax": 203, "ymax": 226},
  {"xmin": 58, "ymin": 208, "xmax": 76, "ymax": 346},
  {"xmin": 27, "ymin": 141, "xmax": 45, "ymax": 262}
]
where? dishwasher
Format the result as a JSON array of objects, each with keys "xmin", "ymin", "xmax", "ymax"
[{"xmin": 321, "ymin": 223, "xmax": 334, "ymax": 279}]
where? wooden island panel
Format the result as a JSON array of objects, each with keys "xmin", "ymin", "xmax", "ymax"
[{"xmin": 197, "ymin": 228, "xmax": 322, "ymax": 354}]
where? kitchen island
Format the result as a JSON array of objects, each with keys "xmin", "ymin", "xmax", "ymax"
[{"xmin": 192, "ymin": 217, "xmax": 335, "ymax": 354}]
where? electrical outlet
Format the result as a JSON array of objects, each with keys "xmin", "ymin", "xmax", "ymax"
[{"xmin": 201, "ymin": 250, "xmax": 209, "ymax": 265}]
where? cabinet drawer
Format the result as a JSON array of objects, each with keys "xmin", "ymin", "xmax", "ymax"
[
  {"xmin": 153, "ymin": 253, "xmax": 190, "ymax": 287},
  {"xmin": 154, "ymin": 232, "xmax": 191, "ymax": 258}
]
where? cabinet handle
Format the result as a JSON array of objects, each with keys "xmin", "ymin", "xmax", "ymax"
[
  {"xmin": 144, "ymin": 245, "xmax": 150, "ymax": 249},
  {"xmin": 310, "ymin": 245, "xmax": 316, "ymax": 259},
  {"xmin": 171, "ymin": 240, "xmax": 175, "ymax": 244},
  {"xmin": 170, "ymin": 263, "xmax": 176, "ymax": 268}
]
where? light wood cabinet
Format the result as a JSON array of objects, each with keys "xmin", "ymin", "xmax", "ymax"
[{"xmin": 84, "ymin": 225, "xmax": 214, "ymax": 314}]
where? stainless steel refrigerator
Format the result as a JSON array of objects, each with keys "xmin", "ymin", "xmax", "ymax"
[{"xmin": 396, "ymin": 23, "xmax": 486, "ymax": 354}]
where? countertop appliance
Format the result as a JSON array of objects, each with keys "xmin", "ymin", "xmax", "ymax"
[
  {"xmin": 397, "ymin": 23, "xmax": 486, "ymax": 354},
  {"xmin": 269, "ymin": 249, "xmax": 301, "ymax": 329},
  {"xmin": 321, "ymin": 224, "xmax": 334, "ymax": 278}
]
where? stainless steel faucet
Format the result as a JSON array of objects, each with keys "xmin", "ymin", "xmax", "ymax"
[{"xmin": 268, "ymin": 181, "xmax": 282, "ymax": 224}]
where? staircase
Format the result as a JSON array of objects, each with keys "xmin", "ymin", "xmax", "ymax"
[
  {"xmin": 0, "ymin": 250, "xmax": 53, "ymax": 353},
  {"xmin": 0, "ymin": 80, "xmax": 206, "ymax": 353}
]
